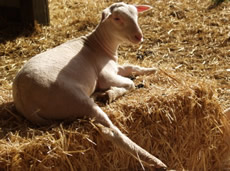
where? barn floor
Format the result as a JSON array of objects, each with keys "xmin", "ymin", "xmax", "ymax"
[{"xmin": 0, "ymin": 0, "xmax": 230, "ymax": 170}]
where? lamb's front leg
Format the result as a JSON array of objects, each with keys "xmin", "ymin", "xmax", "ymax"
[
  {"xmin": 118, "ymin": 64, "xmax": 157, "ymax": 77},
  {"xmin": 94, "ymin": 74, "xmax": 135, "ymax": 103}
]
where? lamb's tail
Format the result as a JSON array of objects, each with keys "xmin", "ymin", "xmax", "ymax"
[{"xmin": 96, "ymin": 124, "xmax": 167, "ymax": 169}]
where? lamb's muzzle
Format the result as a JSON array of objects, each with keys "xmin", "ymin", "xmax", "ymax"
[{"xmin": 13, "ymin": 2, "xmax": 166, "ymax": 169}]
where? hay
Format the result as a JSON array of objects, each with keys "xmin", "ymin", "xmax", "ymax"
[
  {"xmin": 0, "ymin": 71, "xmax": 229, "ymax": 170},
  {"xmin": 0, "ymin": 0, "xmax": 230, "ymax": 170}
]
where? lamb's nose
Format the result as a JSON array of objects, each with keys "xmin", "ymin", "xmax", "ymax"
[{"xmin": 135, "ymin": 34, "xmax": 143, "ymax": 42}]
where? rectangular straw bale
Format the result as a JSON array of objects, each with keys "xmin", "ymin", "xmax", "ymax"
[{"xmin": 101, "ymin": 71, "xmax": 229, "ymax": 170}]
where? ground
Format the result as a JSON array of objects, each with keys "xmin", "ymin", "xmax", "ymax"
[{"xmin": 0, "ymin": 0, "xmax": 229, "ymax": 170}]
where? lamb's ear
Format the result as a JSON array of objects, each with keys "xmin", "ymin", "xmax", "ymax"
[
  {"xmin": 135, "ymin": 5, "xmax": 152, "ymax": 13},
  {"xmin": 101, "ymin": 8, "xmax": 111, "ymax": 23}
]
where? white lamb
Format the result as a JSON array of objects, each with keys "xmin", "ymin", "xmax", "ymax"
[{"xmin": 13, "ymin": 2, "xmax": 167, "ymax": 169}]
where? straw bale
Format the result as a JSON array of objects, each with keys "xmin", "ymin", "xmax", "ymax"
[{"xmin": 0, "ymin": 0, "xmax": 230, "ymax": 170}]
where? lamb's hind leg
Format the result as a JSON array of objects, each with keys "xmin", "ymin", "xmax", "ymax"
[{"xmin": 84, "ymin": 97, "xmax": 167, "ymax": 169}]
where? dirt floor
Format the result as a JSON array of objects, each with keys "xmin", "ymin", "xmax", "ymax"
[{"xmin": 0, "ymin": 0, "xmax": 230, "ymax": 170}]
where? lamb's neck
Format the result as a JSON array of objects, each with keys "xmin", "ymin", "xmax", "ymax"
[{"xmin": 86, "ymin": 24, "xmax": 120, "ymax": 61}]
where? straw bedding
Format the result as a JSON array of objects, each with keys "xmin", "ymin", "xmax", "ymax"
[{"xmin": 0, "ymin": 0, "xmax": 230, "ymax": 170}]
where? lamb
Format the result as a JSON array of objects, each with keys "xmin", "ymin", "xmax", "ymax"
[{"xmin": 13, "ymin": 2, "xmax": 167, "ymax": 169}]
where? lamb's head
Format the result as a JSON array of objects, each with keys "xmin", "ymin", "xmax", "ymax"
[{"xmin": 101, "ymin": 2, "xmax": 152, "ymax": 44}]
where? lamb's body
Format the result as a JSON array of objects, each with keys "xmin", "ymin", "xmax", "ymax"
[
  {"xmin": 14, "ymin": 37, "xmax": 103, "ymax": 123},
  {"xmin": 13, "ymin": 3, "xmax": 166, "ymax": 169}
]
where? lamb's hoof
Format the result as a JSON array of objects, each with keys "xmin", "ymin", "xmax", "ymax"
[
  {"xmin": 156, "ymin": 169, "xmax": 176, "ymax": 171},
  {"xmin": 155, "ymin": 168, "xmax": 167, "ymax": 171},
  {"xmin": 155, "ymin": 161, "xmax": 167, "ymax": 171},
  {"xmin": 136, "ymin": 83, "xmax": 144, "ymax": 89},
  {"xmin": 95, "ymin": 92, "xmax": 110, "ymax": 104}
]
